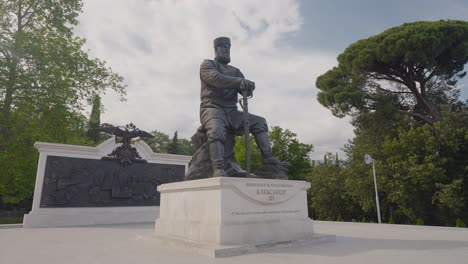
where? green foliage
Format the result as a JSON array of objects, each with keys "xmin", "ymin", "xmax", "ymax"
[
  {"xmin": 455, "ymin": 218, "xmax": 465, "ymax": 227},
  {"xmin": 388, "ymin": 215, "xmax": 395, "ymax": 224},
  {"xmin": 340, "ymin": 105, "xmax": 404, "ymax": 221},
  {"xmin": 416, "ymin": 218, "xmax": 425, "ymax": 225},
  {"xmin": 1, "ymin": 1, "xmax": 126, "ymax": 132},
  {"xmin": 177, "ymin": 138, "xmax": 195, "ymax": 156},
  {"xmin": 342, "ymin": 127, "xmax": 387, "ymax": 216},
  {"xmin": 361, "ymin": 216, "xmax": 367, "ymax": 223},
  {"xmin": 87, "ymin": 95, "xmax": 101, "ymax": 143},
  {"xmin": 0, "ymin": 0, "xmax": 126, "ymax": 203},
  {"xmin": 381, "ymin": 124, "xmax": 447, "ymax": 222},
  {"xmin": 269, "ymin": 126, "xmax": 314, "ymax": 180},
  {"xmin": 144, "ymin": 131, "xmax": 171, "ymax": 153},
  {"xmin": 0, "ymin": 108, "xmax": 92, "ymax": 203},
  {"xmin": 0, "ymin": 217, "xmax": 23, "ymax": 224},
  {"xmin": 235, "ymin": 135, "xmax": 262, "ymax": 172},
  {"xmin": 336, "ymin": 213, "xmax": 343, "ymax": 222},
  {"xmin": 337, "ymin": 93, "xmax": 468, "ymax": 225},
  {"xmin": 307, "ymin": 153, "xmax": 357, "ymax": 221},
  {"xmin": 314, "ymin": 20, "xmax": 468, "ymax": 227},
  {"xmin": 142, "ymin": 130, "xmax": 194, "ymax": 155},
  {"xmin": 167, "ymin": 131, "xmax": 179, "ymax": 154},
  {"xmin": 234, "ymin": 126, "xmax": 313, "ymax": 180},
  {"xmin": 333, "ymin": 102, "xmax": 467, "ymax": 225},
  {"xmin": 316, "ymin": 20, "xmax": 468, "ymax": 125},
  {"xmin": 433, "ymin": 179, "xmax": 464, "ymax": 215}
]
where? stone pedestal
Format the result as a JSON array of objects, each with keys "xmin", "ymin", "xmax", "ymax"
[{"xmin": 154, "ymin": 177, "xmax": 334, "ymax": 257}]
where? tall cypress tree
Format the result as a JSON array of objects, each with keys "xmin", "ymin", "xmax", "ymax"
[
  {"xmin": 87, "ymin": 95, "xmax": 101, "ymax": 143},
  {"xmin": 167, "ymin": 131, "xmax": 180, "ymax": 154}
]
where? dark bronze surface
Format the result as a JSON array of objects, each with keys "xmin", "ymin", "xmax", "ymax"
[
  {"xmin": 185, "ymin": 37, "xmax": 288, "ymax": 180},
  {"xmin": 40, "ymin": 156, "xmax": 184, "ymax": 207},
  {"xmin": 99, "ymin": 123, "xmax": 154, "ymax": 166}
]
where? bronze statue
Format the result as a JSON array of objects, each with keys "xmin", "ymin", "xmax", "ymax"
[{"xmin": 185, "ymin": 37, "xmax": 288, "ymax": 180}]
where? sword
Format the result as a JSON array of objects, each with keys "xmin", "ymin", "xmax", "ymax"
[{"xmin": 239, "ymin": 80, "xmax": 254, "ymax": 177}]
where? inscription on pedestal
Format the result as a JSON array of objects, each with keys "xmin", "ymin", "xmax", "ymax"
[
  {"xmin": 231, "ymin": 209, "xmax": 301, "ymax": 216},
  {"xmin": 233, "ymin": 181, "xmax": 299, "ymax": 204}
]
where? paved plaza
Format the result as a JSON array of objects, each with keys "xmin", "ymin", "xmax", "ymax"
[{"xmin": 1, "ymin": 220, "xmax": 467, "ymax": 263}]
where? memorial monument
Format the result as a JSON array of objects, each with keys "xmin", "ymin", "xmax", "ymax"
[
  {"xmin": 185, "ymin": 37, "xmax": 288, "ymax": 180},
  {"xmin": 154, "ymin": 37, "xmax": 332, "ymax": 257},
  {"xmin": 23, "ymin": 124, "xmax": 190, "ymax": 228}
]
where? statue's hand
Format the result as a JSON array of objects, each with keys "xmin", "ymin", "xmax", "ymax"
[{"xmin": 240, "ymin": 79, "xmax": 255, "ymax": 96}]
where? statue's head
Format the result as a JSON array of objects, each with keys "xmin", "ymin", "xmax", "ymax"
[{"xmin": 213, "ymin": 37, "xmax": 231, "ymax": 64}]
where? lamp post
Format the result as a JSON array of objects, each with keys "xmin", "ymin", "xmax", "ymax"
[{"xmin": 364, "ymin": 154, "xmax": 382, "ymax": 224}]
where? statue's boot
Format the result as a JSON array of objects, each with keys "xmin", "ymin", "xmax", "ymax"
[
  {"xmin": 224, "ymin": 131, "xmax": 247, "ymax": 177},
  {"xmin": 254, "ymin": 132, "xmax": 290, "ymax": 167},
  {"xmin": 225, "ymin": 159, "xmax": 247, "ymax": 177},
  {"xmin": 209, "ymin": 141, "xmax": 226, "ymax": 177}
]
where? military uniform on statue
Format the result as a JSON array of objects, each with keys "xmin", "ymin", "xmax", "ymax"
[{"xmin": 186, "ymin": 37, "xmax": 288, "ymax": 180}]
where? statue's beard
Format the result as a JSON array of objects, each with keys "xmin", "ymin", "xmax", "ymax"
[{"xmin": 215, "ymin": 52, "xmax": 231, "ymax": 64}]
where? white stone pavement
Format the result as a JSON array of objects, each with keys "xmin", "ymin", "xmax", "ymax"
[{"xmin": 1, "ymin": 221, "xmax": 468, "ymax": 264}]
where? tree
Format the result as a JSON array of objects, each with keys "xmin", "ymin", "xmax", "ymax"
[
  {"xmin": 433, "ymin": 179, "xmax": 464, "ymax": 218},
  {"xmin": 307, "ymin": 153, "xmax": 359, "ymax": 221},
  {"xmin": 269, "ymin": 126, "xmax": 314, "ymax": 180},
  {"xmin": 314, "ymin": 21, "xmax": 468, "ymax": 223},
  {"xmin": 340, "ymin": 105, "xmax": 468, "ymax": 225},
  {"xmin": 0, "ymin": 103, "xmax": 92, "ymax": 203},
  {"xmin": 235, "ymin": 126, "xmax": 314, "ymax": 180},
  {"xmin": 167, "ymin": 131, "xmax": 179, "ymax": 154},
  {"xmin": 0, "ymin": 0, "xmax": 126, "ymax": 145},
  {"xmin": 87, "ymin": 95, "xmax": 101, "ymax": 143},
  {"xmin": 0, "ymin": 0, "xmax": 126, "ymax": 203},
  {"xmin": 339, "ymin": 104, "xmax": 406, "ymax": 223},
  {"xmin": 234, "ymin": 135, "xmax": 263, "ymax": 172},
  {"xmin": 316, "ymin": 20, "xmax": 468, "ymax": 125},
  {"xmin": 144, "ymin": 130, "xmax": 171, "ymax": 153},
  {"xmin": 380, "ymin": 123, "xmax": 447, "ymax": 223},
  {"xmin": 342, "ymin": 139, "xmax": 388, "ymax": 222},
  {"xmin": 176, "ymin": 138, "xmax": 195, "ymax": 155},
  {"xmin": 431, "ymin": 109, "xmax": 468, "ymax": 224},
  {"xmin": 142, "ymin": 130, "xmax": 194, "ymax": 155}
]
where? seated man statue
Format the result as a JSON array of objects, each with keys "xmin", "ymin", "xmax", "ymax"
[{"xmin": 185, "ymin": 37, "xmax": 288, "ymax": 180}]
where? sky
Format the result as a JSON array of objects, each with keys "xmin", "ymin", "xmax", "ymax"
[{"xmin": 75, "ymin": 0, "xmax": 468, "ymax": 160}]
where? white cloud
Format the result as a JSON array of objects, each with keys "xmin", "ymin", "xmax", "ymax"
[{"xmin": 76, "ymin": 0, "xmax": 354, "ymax": 159}]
